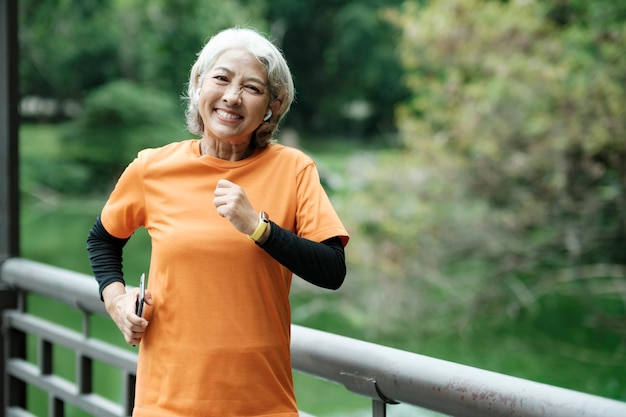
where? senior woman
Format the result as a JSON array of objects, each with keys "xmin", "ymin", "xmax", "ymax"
[{"xmin": 87, "ymin": 27, "xmax": 349, "ymax": 417}]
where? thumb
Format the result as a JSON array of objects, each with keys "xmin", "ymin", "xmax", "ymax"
[
  {"xmin": 216, "ymin": 178, "xmax": 234, "ymax": 189},
  {"xmin": 144, "ymin": 291, "xmax": 154, "ymax": 306}
]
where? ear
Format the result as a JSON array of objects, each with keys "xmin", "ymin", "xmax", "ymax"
[
  {"xmin": 269, "ymin": 99, "xmax": 282, "ymax": 117},
  {"xmin": 195, "ymin": 73, "xmax": 203, "ymax": 94}
]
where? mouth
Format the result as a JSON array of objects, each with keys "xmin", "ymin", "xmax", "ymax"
[{"xmin": 214, "ymin": 108, "xmax": 243, "ymax": 121}]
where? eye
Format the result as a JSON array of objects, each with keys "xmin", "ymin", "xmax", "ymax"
[
  {"xmin": 213, "ymin": 75, "xmax": 229, "ymax": 83},
  {"xmin": 244, "ymin": 84, "xmax": 262, "ymax": 94}
]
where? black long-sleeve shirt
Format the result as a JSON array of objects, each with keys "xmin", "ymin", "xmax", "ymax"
[{"xmin": 86, "ymin": 217, "xmax": 346, "ymax": 299}]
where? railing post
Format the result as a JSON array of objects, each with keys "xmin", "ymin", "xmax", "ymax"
[
  {"xmin": 0, "ymin": 0, "xmax": 19, "ymax": 263},
  {"xmin": 1, "ymin": 1, "xmax": 20, "ymax": 416},
  {"xmin": 372, "ymin": 399, "xmax": 386, "ymax": 417},
  {"xmin": 4, "ymin": 326, "xmax": 26, "ymax": 414}
]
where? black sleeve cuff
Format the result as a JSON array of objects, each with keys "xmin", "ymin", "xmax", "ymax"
[
  {"xmin": 86, "ymin": 217, "xmax": 130, "ymax": 300},
  {"xmin": 258, "ymin": 221, "xmax": 346, "ymax": 290}
]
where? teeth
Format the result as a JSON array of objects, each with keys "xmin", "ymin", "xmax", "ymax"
[{"xmin": 215, "ymin": 109, "xmax": 241, "ymax": 120}]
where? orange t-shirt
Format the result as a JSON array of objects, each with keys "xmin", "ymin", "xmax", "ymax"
[{"xmin": 100, "ymin": 140, "xmax": 349, "ymax": 417}]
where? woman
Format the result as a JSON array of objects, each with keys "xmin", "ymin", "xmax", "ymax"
[{"xmin": 87, "ymin": 27, "xmax": 349, "ymax": 417}]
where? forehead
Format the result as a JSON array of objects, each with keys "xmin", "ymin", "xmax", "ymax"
[{"xmin": 210, "ymin": 48, "xmax": 268, "ymax": 80}]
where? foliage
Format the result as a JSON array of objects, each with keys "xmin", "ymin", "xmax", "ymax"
[
  {"xmin": 19, "ymin": 0, "xmax": 408, "ymax": 138},
  {"xmin": 111, "ymin": 0, "xmax": 266, "ymax": 95},
  {"xmin": 264, "ymin": 0, "xmax": 410, "ymax": 136},
  {"xmin": 19, "ymin": 0, "xmax": 120, "ymax": 109},
  {"xmin": 61, "ymin": 80, "xmax": 187, "ymax": 193},
  {"xmin": 333, "ymin": 0, "xmax": 626, "ymax": 346},
  {"xmin": 18, "ymin": 0, "xmax": 265, "ymax": 117},
  {"xmin": 19, "ymin": 124, "xmax": 90, "ymax": 201}
]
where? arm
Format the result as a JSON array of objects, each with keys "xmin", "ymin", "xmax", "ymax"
[
  {"xmin": 258, "ymin": 222, "xmax": 346, "ymax": 290},
  {"xmin": 213, "ymin": 179, "xmax": 347, "ymax": 289},
  {"xmin": 86, "ymin": 216, "xmax": 129, "ymax": 299},
  {"xmin": 86, "ymin": 217, "xmax": 150, "ymax": 344}
]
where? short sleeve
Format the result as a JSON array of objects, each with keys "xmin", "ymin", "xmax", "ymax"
[
  {"xmin": 294, "ymin": 162, "xmax": 349, "ymax": 247},
  {"xmin": 100, "ymin": 155, "xmax": 147, "ymax": 239}
]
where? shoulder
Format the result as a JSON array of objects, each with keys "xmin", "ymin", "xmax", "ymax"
[
  {"xmin": 263, "ymin": 143, "xmax": 316, "ymax": 167},
  {"xmin": 130, "ymin": 140, "xmax": 198, "ymax": 174},
  {"xmin": 136, "ymin": 140, "xmax": 196, "ymax": 162},
  {"xmin": 119, "ymin": 140, "xmax": 197, "ymax": 179}
]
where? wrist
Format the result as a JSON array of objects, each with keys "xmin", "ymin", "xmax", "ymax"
[
  {"xmin": 248, "ymin": 211, "xmax": 270, "ymax": 242},
  {"xmin": 255, "ymin": 221, "xmax": 271, "ymax": 244},
  {"xmin": 102, "ymin": 282, "xmax": 126, "ymax": 313}
]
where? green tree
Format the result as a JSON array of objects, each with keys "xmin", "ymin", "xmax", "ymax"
[
  {"xmin": 20, "ymin": 0, "xmax": 409, "ymax": 139},
  {"xmin": 114, "ymin": 0, "xmax": 266, "ymax": 95},
  {"xmin": 19, "ymin": 0, "xmax": 265, "ymax": 119},
  {"xmin": 265, "ymin": 0, "xmax": 409, "ymax": 137},
  {"xmin": 20, "ymin": 1, "xmax": 268, "ymax": 191},
  {"xmin": 341, "ymin": 0, "xmax": 626, "ymax": 341},
  {"xmin": 61, "ymin": 80, "xmax": 185, "ymax": 193},
  {"xmin": 19, "ymin": 0, "xmax": 120, "ymax": 116}
]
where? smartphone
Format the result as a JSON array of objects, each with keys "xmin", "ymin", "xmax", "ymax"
[{"xmin": 135, "ymin": 273, "xmax": 146, "ymax": 318}]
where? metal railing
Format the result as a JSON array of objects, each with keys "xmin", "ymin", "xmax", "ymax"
[{"xmin": 2, "ymin": 258, "xmax": 626, "ymax": 417}]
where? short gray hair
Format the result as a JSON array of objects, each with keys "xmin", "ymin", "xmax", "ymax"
[{"xmin": 184, "ymin": 27, "xmax": 295, "ymax": 147}]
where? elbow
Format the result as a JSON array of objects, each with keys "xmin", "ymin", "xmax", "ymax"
[
  {"xmin": 301, "ymin": 264, "xmax": 346, "ymax": 290},
  {"xmin": 327, "ymin": 244, "xmax": 347, "ymax": 290},
  {"xmin": 324, "ymin": 264, "xmax": 347, "ymax": 290},
  {"xmin": 326, "ymin": 277, "xmax": 344, "ymax": 291}
]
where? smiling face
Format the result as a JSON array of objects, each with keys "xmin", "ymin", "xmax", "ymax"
[{"xmin": 197, "ymin": 48, "xmax": 271, "ymax": 148}]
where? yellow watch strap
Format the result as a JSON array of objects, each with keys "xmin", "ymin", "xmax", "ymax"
[{"xmin": 248, "ymin": 211, "xmax": 269, "ymax": 242}]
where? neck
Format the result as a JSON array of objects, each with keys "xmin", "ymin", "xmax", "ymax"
[{"xmin": 200, "ymin": 138, "xmax": 254, "ymax": 161}]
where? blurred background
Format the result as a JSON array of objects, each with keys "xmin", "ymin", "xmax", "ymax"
[{"xmin": 17, "ymin": 0, "xmax": 626, "ymax": 415}]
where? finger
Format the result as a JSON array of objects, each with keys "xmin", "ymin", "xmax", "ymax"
[
  {"xmin": 127, "ymin": 334, "xmax": 143, "ymax": 345},
  {"xmin": 213, "ymin": 194, "xmax": 226, "ymax": 208},
  {"xmin": 214, "ymin": 180, "xmax": 230, "ymax": 195},
  {"xmin": 215, "ymin": 204, "xmax": 228, "ymax": 218},
  {"xmin": 144, "ymin": 291, "xmax": 154, "ymax": 306},
  {"xmin": 216, "ymin": 179, "xmax": 234, "ymax": 188},
  {"xmin": 124, "ymin": 317, "xmax": 145, "ymax": 343},
  {"xmin": 128, "ymin": 311, "xmax": 148, "ymax": 326},
  {"xmin": 126, "ymin": 321, "xmax": 147, "ymax": 345},
  {"xmin": 129, "ymin": 322, "xmax": 146, "ymax": 334},
  {"xmin": 124, "ymin": 324, "xmax": 141, "ymax": 344},
  {"xmin": 214, "ymin": 186, "xmax": 227, "ymax": 198}
]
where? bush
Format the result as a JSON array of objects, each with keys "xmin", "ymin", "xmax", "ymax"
[
  {"xmin": 62, "ymin": 80, "xmax": 188, "ymax": 193},
  {"xmin": 332, "ymin": 0, "xmax": 626, "ymax": 342}
]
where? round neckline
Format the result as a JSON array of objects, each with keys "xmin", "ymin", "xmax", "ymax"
[{"xmin": 192, "ymin": 139, "xmax": 266, "ymax": 167}]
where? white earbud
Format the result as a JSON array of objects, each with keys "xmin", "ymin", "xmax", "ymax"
[{"xmin": 264, "ymin": 109, "xmax": 272, "ymax": 121}]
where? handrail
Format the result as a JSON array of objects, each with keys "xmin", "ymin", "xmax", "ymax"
[
  {"xmin": 291, "ymin": 327, "xmax": 626, "ymax": 416},
  {"xmin": 2, "ymin": 257, "xmax": 626, "ymax": 417}
]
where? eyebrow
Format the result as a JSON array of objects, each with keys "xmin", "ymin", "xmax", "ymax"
[{"xmin": 213, "ymin": 66, "xmax": 267, "ymax": 87}]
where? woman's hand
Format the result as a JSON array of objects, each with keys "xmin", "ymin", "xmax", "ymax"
[
  {"xmin": 102, "ymin": 282, "xmax": 152, "ymax": 345},
  {"xmin": 213, "ymin": 179, "xmax": 259, "ymax": 235}
]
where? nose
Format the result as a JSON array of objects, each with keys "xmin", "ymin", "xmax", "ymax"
[{"xmin": 223, "ymin": 84, "xmax": 242, "ymax": 105}]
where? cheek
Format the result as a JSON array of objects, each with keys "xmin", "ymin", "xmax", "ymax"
[{"xmin": 197, "ymin": 95, "xmax": 212, "ymax": 117}]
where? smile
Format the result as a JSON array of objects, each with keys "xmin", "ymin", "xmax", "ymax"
[{"xmin": 215, "ymin": 109, "xmax": 242, "ymax": 120}]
